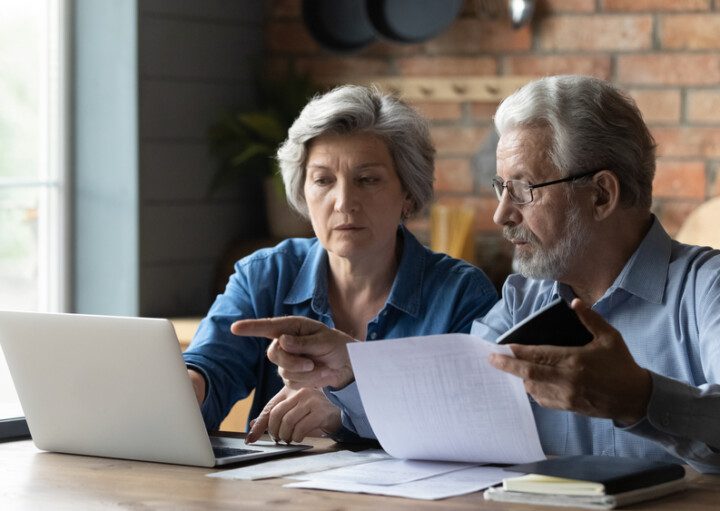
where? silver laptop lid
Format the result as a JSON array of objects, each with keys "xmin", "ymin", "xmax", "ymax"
[{"xmin": 0, "ymin": 311, "xmax": 217, "ymax": 467}]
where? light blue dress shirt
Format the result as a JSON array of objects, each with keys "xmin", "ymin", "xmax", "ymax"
[
  {"xmin": 183, "ymin": 226, "xmax": 498, "ymax": 432},
  {"xmin": 471, "ymin": 217, "xmax": 720, "ymax": 473}
]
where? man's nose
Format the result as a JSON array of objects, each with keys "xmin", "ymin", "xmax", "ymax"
[{"xmin": 493, "ymin": 191, "xmax": 521, "ymax": 226}]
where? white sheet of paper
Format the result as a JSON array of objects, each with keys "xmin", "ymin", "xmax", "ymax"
[
  {"xmin": 347, "ymin": 333, "xmax": 544, "ymax": 464},
  {"xmin": 207, "ymin": 449, "xmax": 390, "ymax": 480},
  {"xmin": 289, "ymin": 458, "xmax": 475, "ymax": 485},
  {"xmin": 285, "ymin": 465, "xmax": 508, "ymax": 500}
]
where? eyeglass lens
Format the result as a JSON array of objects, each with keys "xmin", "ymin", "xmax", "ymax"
[{"xmin": 492, "ymin": 178, "xmax": 531, "ymax": 204}]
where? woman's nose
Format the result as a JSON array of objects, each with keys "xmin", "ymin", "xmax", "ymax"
[{"xmin": 333, "ymin": 180, "xmax": 358, "ymax": 213}]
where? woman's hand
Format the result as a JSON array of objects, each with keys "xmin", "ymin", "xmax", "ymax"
[
  {"xmin": 245, "ymin": 386, "xmax": 342, "ymax": 444},
  {"xmin": 231, "ymin": 316, "xmax": 357, "ymax": 389},
  {"xmin": 187, "ymin": 369, "xmax": 206, "ymax": 405}
]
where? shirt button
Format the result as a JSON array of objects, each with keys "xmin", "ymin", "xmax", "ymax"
[
  {"xmin": 370, "ymin": 332, "xmax": 377, "ymax": 340},
  {"xmin": 381, "ymin": 311, "xmax": 387, "ymax": 316}
]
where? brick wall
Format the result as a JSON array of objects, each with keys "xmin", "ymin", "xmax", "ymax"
[{"xmin": 266, "ymin": 0, "xmax": 720, "ymax": 285}]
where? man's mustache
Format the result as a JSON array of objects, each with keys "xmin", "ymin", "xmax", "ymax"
[{"xmin": 503, "ymin": 225, "xmax": 538, "ymax": 244}]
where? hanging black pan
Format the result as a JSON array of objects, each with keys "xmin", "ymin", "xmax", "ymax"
[
  {"xmin": 302, "ymin": 0, "xmax": 376, "ymax": 52},
  {"xmin": 366, "ymin": 0, "xmax": 464, "ymax": 44}
]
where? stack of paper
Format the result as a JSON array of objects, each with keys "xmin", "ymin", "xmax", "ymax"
[{"xmin": 285, "ymin": 460, "xmax": 509, "ymax": 500}]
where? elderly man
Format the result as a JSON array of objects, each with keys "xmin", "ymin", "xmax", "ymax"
[{"xmin": 234, "ymin": 75, "xmax": 720, "ymax": 473}]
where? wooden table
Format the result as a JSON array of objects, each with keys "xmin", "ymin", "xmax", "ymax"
[{"xmin": 1, "ymin": 436, "xmax": 717, "ymax": 510}]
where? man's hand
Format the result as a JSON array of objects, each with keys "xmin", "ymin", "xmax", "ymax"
[
  {"xmin": 245, "ymin": 386, "xmax": 342, "ymax": 444},
  {"xmin": 489, "ymin": 299, "xmax": 652, "ymax": 426},
  {"xmin": 231, "ymin": 316, "xmax": 357, "ymax": 390}
]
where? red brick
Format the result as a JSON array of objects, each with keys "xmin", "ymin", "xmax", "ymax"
[
  {"xmin": 653, "ymin": 160, "xmax": 706, "ymax": 198},
  {"xmin": 396, "ymin": 56, "xmax": 497, "ymax": 76},
  {"xmin": 618, "ymin": 54, "xmax": 720, "ymax": 86},
  {"xmin": 425, "ymin": 18, "xmax": 532, "ymax": 54},
  {"xmin": 654, "ymin": 200, "xmax": 704, "ymax": 237},
  {"xmin": 628, "ymin": 89, "xmax": 681, "ymax": 124},
  {"xmin": 603, "ymin": 0, "xmax": 710, "ymax": 11},
  {"xmin": 295, "ymin": 57, "xmax": 391, "ymax": 80},
  {"xmin": 471, "ymin": 102, "xmax": 500, "ymax": 121},
  {"xmin": 436, "ymin": 195, "xmax": 500, "ymax": 232},
  {"xmin": 431, "ymin": 126, "xmax": 490, "ymax": 155},
  {"xmin": 266, "ymin": 21, "xmax": 319, "ymax": 53},
  {"xmin": 412, "ymin": 101, "xmax": 463, "ymax": 121},
  {"xmin": 504, "ymin": 55, "xmax": 611, "ymax": 79},
  {"xmin": 269, "ymin": 0, "xmax": 301, "ymax": 18},
  {"xmin": 653, "ymin": 127, "xmax": 720, "ymax": 157},
  {"xmin": 435, "ymin": 158, "xmax": 473, "ymax": 193},
  {"xmin": 661, "ymin": 15, "xmax": 720, "ymax": 50},
  {"xmin": 537, "ymin": 0, "xmax": 597, "ymax": 13},
  {"xmin": 365, "ymin": 40, "xmax": 423, "ymax": 57},
  {"xmin": 538, "ymin": 15, "xmax": 652, "ymax": 51},
  {"xmin": 687, "ymin": 91, "xmax": 720, "ymax": 124}
]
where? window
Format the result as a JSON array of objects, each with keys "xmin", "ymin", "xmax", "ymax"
[{"xmin": 0, "ymin": 0, "xmax": 68, "ymax": 427}]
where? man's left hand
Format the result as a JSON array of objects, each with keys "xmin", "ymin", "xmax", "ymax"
[{"xmin": 489, "ymin": 298, "xmax": 652, "ymax": 426}]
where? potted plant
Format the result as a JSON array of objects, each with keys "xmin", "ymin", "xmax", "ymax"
[{"xmin": 208, "ymin": 72, "xmax": 320, "ymax": 238}]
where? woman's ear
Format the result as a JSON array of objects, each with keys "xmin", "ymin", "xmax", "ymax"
[
  {"xmin": 591, "ymin": 170, "xmax": 620, "ymax": 220},
  {"xmin": 401, "ymin": 193, "xmax": 414, "ymax": 221}
]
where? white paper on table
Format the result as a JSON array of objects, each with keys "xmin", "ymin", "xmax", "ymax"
[
  {"xmin": 289, "ymin": 458, "xmax": 475, "ymax": 485},
  {"xmin": 347, "ymin": 333, "xmax": 544, "ymax": 464},
  {"xmin": 207, "ymin": 449, "xmax": 390, "ymax": 480},
  {"xmin": 285, "ymin": 465, "xmax": 508, "ymax": 500}
]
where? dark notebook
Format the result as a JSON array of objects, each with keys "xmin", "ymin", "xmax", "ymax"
[
  {"xmin": 497, "ymin": 298, "xmax": 593, "ymax": 347},
  {"xmin": 505, "ymin": 455, "xmax": 686, "ymax": 495}
]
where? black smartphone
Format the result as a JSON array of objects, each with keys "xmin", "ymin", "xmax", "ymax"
[{"xmin": 497, "ymin": 298, "xmax": 593, "ymax": 347}]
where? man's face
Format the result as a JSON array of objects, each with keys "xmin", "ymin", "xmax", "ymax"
[{"xmin": 493, "ymin": 127, "xmax": 590, "ymax": 281}]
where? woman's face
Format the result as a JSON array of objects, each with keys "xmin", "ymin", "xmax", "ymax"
[{"xmin": 303, "ymin": 132, "xmax": 411, "ymax": 262}]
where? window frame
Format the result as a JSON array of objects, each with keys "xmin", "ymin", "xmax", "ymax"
[{"xmin": 0, "ymin": 0, "xmax": 70, "ymax": 441}]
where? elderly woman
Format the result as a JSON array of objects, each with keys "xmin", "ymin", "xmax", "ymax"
[{"xmin": 183, "ymin": 85, "xmax": 497, "ymax": 443}]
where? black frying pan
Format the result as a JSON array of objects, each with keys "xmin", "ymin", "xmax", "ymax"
[
  {"xmin": 302, "ymin": 0, "xmax": 376, "ymax": 52},
  {"xmin": 366, "ymin": 0, "xmax": 464, "ymax": 43}
]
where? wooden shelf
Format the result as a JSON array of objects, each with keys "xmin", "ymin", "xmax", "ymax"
[{"xmin": 320, "ymin": 75, "xmax": 534, "ymax": 102}]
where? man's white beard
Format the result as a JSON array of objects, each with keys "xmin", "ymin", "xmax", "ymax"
[{"xmin": 505, "ymin": 206, "xmax": 589, "ymax": 280}]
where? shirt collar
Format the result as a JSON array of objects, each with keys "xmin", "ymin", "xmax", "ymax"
[
  {"xmin": 386, "ymin": 225, "xmax": 426, "ymax": 318},
  {"xmin": 282, "ymin": 225, "xmax": 426, "ymax": 318},
  {"xmin": 283, "ymin": 239, "xmax": 329, "ymax": 314},
  {"xmin": 555, "ymin": 215, "xmax": 670, "ymax": 305},
  {"xmin": 611, "ymin": 215, "xmax": 670, "ymax": 304}
]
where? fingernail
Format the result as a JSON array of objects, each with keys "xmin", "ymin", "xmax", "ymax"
[{"xmin": 302, "ymin": 360, "xmax": 314, "ymax": 371}]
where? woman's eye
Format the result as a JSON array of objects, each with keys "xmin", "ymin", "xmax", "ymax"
[
  {"xmin": 313, "ymin": 177, "xmax": 332, "ymax": 185},
  {"xmin": 359, "ymin": 176, "xmax": 379, "ymax": 184}
]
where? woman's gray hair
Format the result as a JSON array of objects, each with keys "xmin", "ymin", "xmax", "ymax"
[
  {"xmin": 494, "ymin": 75, "xmax": 656, "ymax": 210},
  {"xmin": 276, "ymin": 84, "xmax": 435, "ymax": 218}
]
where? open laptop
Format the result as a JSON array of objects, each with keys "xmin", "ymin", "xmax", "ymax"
[{"xmin": 0, "ymin": 310, "xmax": 311, "ymax": 467}]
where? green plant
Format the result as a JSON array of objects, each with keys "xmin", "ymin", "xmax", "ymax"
[{"xmin": 207, "ymin": 72, "xmax": 321, "ymax": 194}]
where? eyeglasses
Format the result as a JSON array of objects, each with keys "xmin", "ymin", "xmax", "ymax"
[{"xmin": 491, "ymin": 169, "xmax": 603, "ymax": 205}]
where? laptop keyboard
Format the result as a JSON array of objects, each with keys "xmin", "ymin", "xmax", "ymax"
[{"xmin": 212, "ymin": 446, "xmax": 261, "ymax": 458}]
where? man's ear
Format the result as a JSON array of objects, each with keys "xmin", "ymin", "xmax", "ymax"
[{"xmin": 591, "ymin": 170, "xmax": 620, "ymax": 220}]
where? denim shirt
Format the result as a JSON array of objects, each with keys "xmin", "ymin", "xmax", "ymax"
[
  {"xmin": 183, "ymin": 226, "xmax": 498, "ymax": 432},
  {"xmin": 472, "ymin": 217, "xmax": 720, "ymax": 473}
]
